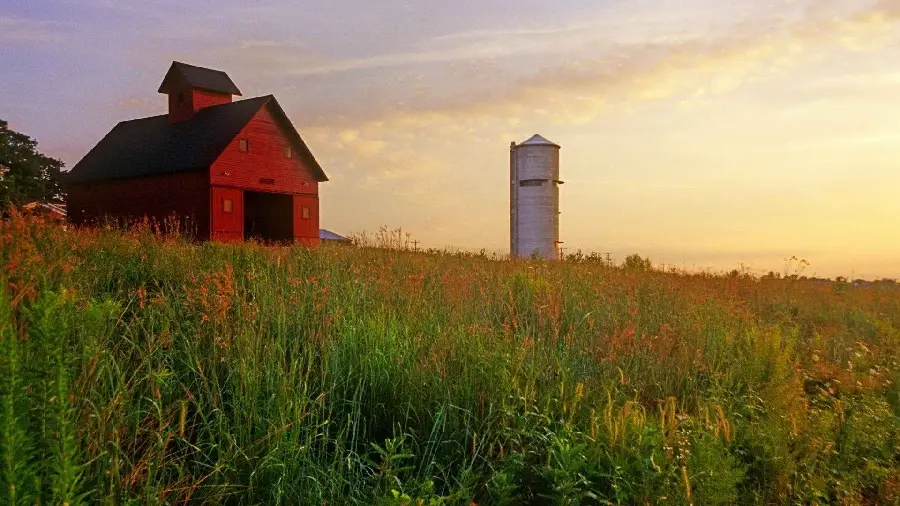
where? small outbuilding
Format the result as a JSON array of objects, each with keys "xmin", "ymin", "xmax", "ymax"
[
  {"xmin": 319, "ymin": 229, "xmax": 352, "ymax": 244},
  {"xmin": 65, "ymin": 61, "xmax": 328, "ymax": 244},
  {"xmin": 22, "ymin": 202, "xmax": 67, "ymax": 225}
]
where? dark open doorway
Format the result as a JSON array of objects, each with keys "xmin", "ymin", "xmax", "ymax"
[{"xmin": 244, "ymin": 191, "xmax": 293, "ymax": 242}]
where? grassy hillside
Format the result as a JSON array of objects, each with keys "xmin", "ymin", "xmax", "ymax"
[{"xmin": 2, "ymin": 214, "xmax": 900, "ymax": 505}]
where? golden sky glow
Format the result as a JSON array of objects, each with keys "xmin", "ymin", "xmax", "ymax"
[{"xmin": 3, "ymin": 0, "xmax": 900, "ymax": 277}]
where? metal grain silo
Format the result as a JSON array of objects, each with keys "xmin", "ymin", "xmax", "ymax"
[{"xmin": 510, "ymin": 134, "xmax": 562, "ymax": 260}]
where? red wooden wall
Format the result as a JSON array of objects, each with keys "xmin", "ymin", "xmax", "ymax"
[
  {"xmin": 168, "ymin": 88, "xmax": 232, "ymax": 123},
  {"xmin": 210, "ymin": 106, "xmax": 319, "ymax": 196},
  {"xmin": 67, "ymin": 170, "xmax": 210, "ymax": 239},
  {"xmin": 210, "ymin": 104, "xmax": 320, "ymax": 243},
  {"xmin": 210, "ymin": 186, "xmax": 243, "ymax": 242},
  {"xmin": 192, "ymin": 90, "xmax": 232, "ymax": 111},
  {"xmin": 293, "ymin": 194, "xmax": 320, "ymax": 246}
]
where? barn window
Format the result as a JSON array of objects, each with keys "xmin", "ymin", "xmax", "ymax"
[
  {"xmin": 302, "ymin": 206, "xmax": 310, "ymax": 219},
  {"xmin": 259, "ymin": 177, "xmax": 275, "ymax": 185},
  {"xmin": 239, "ymin": 139, "xmax": 249, "ymax": 152},
  {"xmin": 284, "ymin": 146, "xmax": 293, "ymax": 159},
  {"xmin": 519, "ymin": 179, "xmax": 544, "ymax": 187},
  {"xmin": 178, "ymin": 92, "xmax": 186, "ymax": 104},
  {"xmin": 223, "ymin": 199, "xmax": 233, "ymax": 213}
]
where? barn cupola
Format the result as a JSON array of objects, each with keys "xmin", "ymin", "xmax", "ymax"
[{"xmin": 158, "ymin": 61, "xmax": 242, "ymax": 123}]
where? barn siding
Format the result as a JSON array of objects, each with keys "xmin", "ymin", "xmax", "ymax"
[
  {"xmin": 167, "ymin": 92, "xmax": 194, "ymax": 123},
  {"xmin": 293, "ymin": 194, "xmax": 320, "ymax": 246},
  {"xmin": 210, "ymin": 104, "xmax": 320, "ymax": 243},
  {"xmin": 67, "ymin": 170, "xmax": 210, "ymax": 239},
  {"xmin": 210, "ymin": 106, "xmax": 319, "ymax": 196},
  {"xmin": 192, "ymin": 89, "xmax": 232, "ymax": 111},
  {"xmin": 167, "ymin": 88, "xmax": 232, "ymax": 122},
  {"xmin": 210, "ymin": 186, "xmax": 244, "ymax": 242}
]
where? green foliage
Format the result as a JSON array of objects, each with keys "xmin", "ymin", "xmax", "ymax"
[
  {"xmin": 688, "ymin": 431, "xmax": 744, "ymax": 505},
  {"xmin": 623, "ymin": 254, "xmax": 652, "ymax": 271},
  {"xmin": 0, "ymin": 120, "xmax": 64, "ymax": 208},
  {"xmin": 0, "ymin": 288, "xmax": 37, "ymax": 506},
  {"xmin": 1, "ymin": 215, "xmax": 900, "ymax": 504}
]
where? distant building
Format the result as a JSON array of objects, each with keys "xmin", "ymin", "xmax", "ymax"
[
  {"xmin": 64, "ymin": 61, "xmax": 328, "ymax": 244},
  {"xmin": 319, "ymin": 229, "xmax": 351, "ymax": 244},
  {"xmin": 22, "ymin": 201, "xmax": 67, "ymax": 221},
  {"xmin": 510, "ymin": 135, "xmax": 563, "ymax": 259}
]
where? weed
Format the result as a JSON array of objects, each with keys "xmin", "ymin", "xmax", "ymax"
[{"xmin": 1, "ymin": 214, "xmax": 899, "ymax": 504}]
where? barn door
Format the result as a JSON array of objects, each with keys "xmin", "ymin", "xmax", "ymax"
[
  {"xmin": 293, "ymin": 194, "xmax": 319, "ymax": 246},
  {"xmin": 211, "ymin": 187, "xmax": 243, "ymax": 242}
]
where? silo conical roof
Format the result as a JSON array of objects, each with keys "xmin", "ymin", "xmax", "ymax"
[{"xmin": 518, "ymin": 134, "xmax": 560, "ymax": 148}]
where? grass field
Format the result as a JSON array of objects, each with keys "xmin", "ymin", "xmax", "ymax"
[{"xmin": 1, "ymin": 213, "xmax": 900, "ymax": 505}]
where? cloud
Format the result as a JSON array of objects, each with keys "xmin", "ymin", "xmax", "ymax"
[
  {"xmin": 271, "ymin": 0, "xmax": 900, "ymax": 208},
  {"xmin": 788, "ymin": 131, "xmax": 900, "ymax": 151},
  {"xmin": 281, "ymin": 20, "xmax": 622, "ymax": 77},
  {"xmin": 121, "ymin": 0, "xmax": 900, "ymax": 137},
  {"xmin": 0, "ymin": 16, "xmax": 64, "ymax": 43},
  {"xmin": 116, "ymin": 96, "xmax": 160, "ymax": 115},
  {"xmin": 306, "ymin": 126, "xmax": 446, "ymax": 184},
  {"xmin": 312, "ymin": 0, "xmax": 900, "ymax": 128},
  {"xmin": 96, "ymin": 0, "xmax": 900, "ymax": 192}
]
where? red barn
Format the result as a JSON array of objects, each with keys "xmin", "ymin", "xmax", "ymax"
[{"xmin": 65, "ymin": 61, "xmax": 328, "ymax": 244}]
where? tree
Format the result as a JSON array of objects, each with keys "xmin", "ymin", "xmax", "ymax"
[
  {"xmin": 623, "ymin": 253, "xmax": 652, "ymax": 271},
  {"xmin": 0, "ymin": 119, "xmax": 64, "ymax": 209}
]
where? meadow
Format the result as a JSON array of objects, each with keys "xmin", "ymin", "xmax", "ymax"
[{"xmin": 1, "ymin": 214, "xmax": 900, "ymax": 505}]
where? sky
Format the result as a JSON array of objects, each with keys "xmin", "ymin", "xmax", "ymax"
[{"xmin": 2, "ymin": 0, "xmax": 900, "ymax": 278}]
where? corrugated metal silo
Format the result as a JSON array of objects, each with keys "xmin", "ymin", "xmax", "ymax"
[{"xmin": 510, "ymin": 134, "xmax": 562, "ymax": 260}]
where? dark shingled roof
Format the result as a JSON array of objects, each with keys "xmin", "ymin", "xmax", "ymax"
[
  {"xmin": 65, "ymin": 96, "xmax": 328, "ymax": 184},
  {"xmin": 158, "ymin": 61, "xmax": 242, "ymax": 96}
]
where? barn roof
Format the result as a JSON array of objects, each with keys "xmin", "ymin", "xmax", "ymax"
[
  {"xmin": 65, "ymin": 96, "xmax": 328, "ymax": 184},
  {"xmin": 158, "ymin": 61, "xmax": 242, "ymax": 96}
]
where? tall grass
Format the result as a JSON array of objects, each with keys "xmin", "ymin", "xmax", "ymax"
[{"xmin": 2, "ymin": 213, "xmax": 900, "ymax": 504}]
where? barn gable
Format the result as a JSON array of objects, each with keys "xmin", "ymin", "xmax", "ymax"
[
  {"xmin": 265, "ymin": 98, "xmax": 328, "ymax": 182},
  {"xmin": 210, "ymin": 97, "xmax": 328, "ymax": 194}
]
